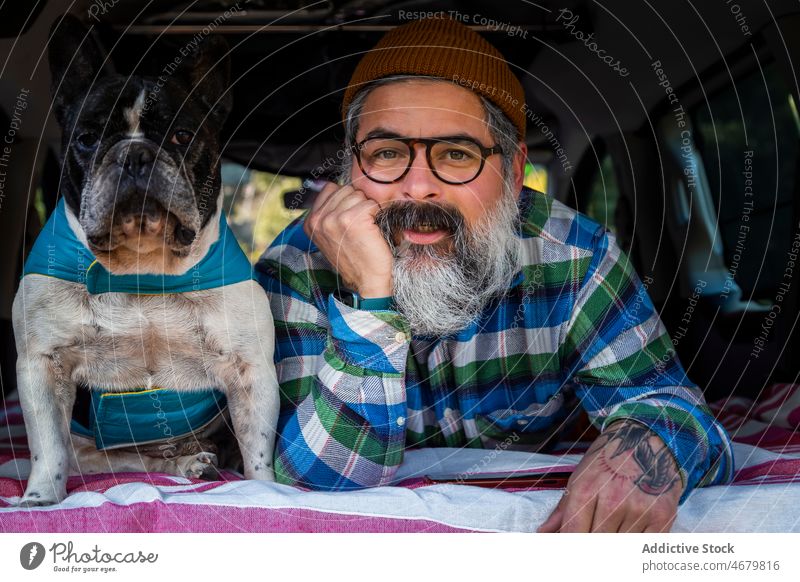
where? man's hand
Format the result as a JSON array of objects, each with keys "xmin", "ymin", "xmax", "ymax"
[
  {"xmin": 537, "ymin": 420, "xmax": 684, "ymax": 533},
  {"xmin": 304, "ymin": 182, "xmax": 393, "ymax": 298}
]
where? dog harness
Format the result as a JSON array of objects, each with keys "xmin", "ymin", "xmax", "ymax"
[{"xmin": 22, "ymin": 198, "xmax": 254, "ymax": 450}]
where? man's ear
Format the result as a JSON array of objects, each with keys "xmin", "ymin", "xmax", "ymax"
[
  {"xmin": 48, "ymin": 14, "xmax": 106, "ymax": 126},
  {"xmin": 513, "ymin": 142, "xmax": 528, "ymax": 194},
  {"xmin": 174, "ymin": 35, "xmax": 233, "ymax": 131}
]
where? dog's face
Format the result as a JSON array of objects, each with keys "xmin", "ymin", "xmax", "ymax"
[{"xmin": 48, "ymin": 16, "xmax": 232, "ymax": 274}]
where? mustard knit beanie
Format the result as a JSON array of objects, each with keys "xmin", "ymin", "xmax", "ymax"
[{"xmin": 341, "ymin": 17, "xmax": 526, "ymax": 139}]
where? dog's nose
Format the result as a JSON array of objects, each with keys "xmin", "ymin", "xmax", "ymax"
[
  {"xmin": 118, "ymin": 199, "xmax": 166, "ymax": 238},
  {"xmin": 121, "ymin": 212, "xmax": 164, "ymax": 238},
  {"xmin": 121, "ymin": 144, "xmax": 155, "ymax": 177}
]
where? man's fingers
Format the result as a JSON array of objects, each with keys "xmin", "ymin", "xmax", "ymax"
[
  {"xmin": 313, "ymin": 184, "xmax": 358, "ymax": 219},
  {"xmin": 536, "ymin": 508, "xmax": 562, "ymax": 533},
  {"xmin": 305, "ymin": 183, "xmax": 360, "ymax": 239},
  {"xmin": 618, "ymin": 502, "xmax": 662, "ymax": 533},
  {"xmin": 536, "ymin": 494, "xmax": 566, "ymax": 533},
  {"xmin": 642, "ymin": 514, "xmax": 676, "ymax": 533},
  {"xmin": 304, "ymin": 182, "xmax": 340, "ymax": 239},
  {"xmin": 558, "ymin": 490, "xmax": 597, "ymax": 533},
  {"xmin": 315, "ymin": 198, "xmax": 381, "ymax": 251},
  {"xmin": 618, "ymin": 514, "xmax": 649, "ymax": 533},
  {"xmin": 644, "ymin": 524, "xmax": 668, "ymax": 533},
  {"xmin": 309, "ymin": 181, "xmax": 344, "ymax": 215},
  {"xmin": 618, "ymin": 504, "xmax": 676, "ymax": 533},
  {"xmin": 590, "ymin": 502, "xmax": 626, "ymax": 533},
  {"xmin": 332, "ymin": 194, "xmax": 379, "ymax": 218}
]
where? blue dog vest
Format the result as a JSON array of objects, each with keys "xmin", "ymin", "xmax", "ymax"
[{"xmin": 22, "ymin": 198, "xmax": 254, "ymax": 450}]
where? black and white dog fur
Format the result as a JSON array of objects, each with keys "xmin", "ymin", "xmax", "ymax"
[{"xmin": 12, "ymin": 16, "xmax": 279, "ymax": 506}]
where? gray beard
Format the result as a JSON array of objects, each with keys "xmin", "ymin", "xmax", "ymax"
[{"xmin": 389, "ymin": 188, "xmax": 522, "ymax": 337}]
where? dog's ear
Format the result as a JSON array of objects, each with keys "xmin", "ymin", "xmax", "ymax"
[
  {"xmin": 48, "ymin": 14, "xmax": 107, "ymax": 126},
  {"xmin": 175, "ymin": 35, "xmax": 233, "ymax": 131}
]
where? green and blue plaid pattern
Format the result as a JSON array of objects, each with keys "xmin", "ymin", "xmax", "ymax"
[{"xmin": 255, "ymin": 187, "xmax": 734, "ymax": 502}]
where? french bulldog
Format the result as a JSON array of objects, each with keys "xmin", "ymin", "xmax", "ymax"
[{"xmin": 11, "ymin": 15, "xmax": 279, "ymax": 506}]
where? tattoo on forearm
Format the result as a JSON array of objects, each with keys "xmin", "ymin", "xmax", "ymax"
[{"xmin": 595, "ymin": 423, "xmax": 680, "ymax": 496}]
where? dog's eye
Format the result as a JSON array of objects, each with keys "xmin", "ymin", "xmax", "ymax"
[
  {"xmin": 76, "ymin": 132, "xmax": 99, "ymax": 150},
  {"xmin": 171, "ymin": 130, "xmax": 194, "ymax": 146}
]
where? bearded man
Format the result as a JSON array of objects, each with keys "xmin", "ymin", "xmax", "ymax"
[{"xmin": 255, "ymin": 17, "xmax": 732, "ymax": 532}]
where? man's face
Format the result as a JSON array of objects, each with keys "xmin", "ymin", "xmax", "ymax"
[
  {"xmin": 351, "ymin": 79, "xmax": 517, "ymax": 233},
  {"xmin": 348, "ymin": 78, "xmax": 526, "ymax": 336}
]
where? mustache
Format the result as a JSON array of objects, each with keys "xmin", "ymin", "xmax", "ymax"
[{"xmin": 374, "ymin": 201, "xmax": 465, "ymax": 242}]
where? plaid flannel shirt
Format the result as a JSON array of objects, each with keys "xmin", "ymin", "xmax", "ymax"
[{"xmin": 255, "ymin": 187, "xmax": 734, "ymax": 503}]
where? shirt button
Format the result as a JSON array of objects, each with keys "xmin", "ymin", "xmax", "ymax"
[
  {"xmin": 394, "ymin": 332, "xmax": 408, "ymax": 344},
  {"xmin": 396, "ymin": 416, "xmax": 406, "ymax": 426}
]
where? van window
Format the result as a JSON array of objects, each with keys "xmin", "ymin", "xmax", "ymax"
[
  {"xmin": 692, "ymin": 62, "xmax": 800, "ymax": 300},
  {"xmin": 584, "ymin": 152, "xmax": 619, "ymax": 234},
  {"xmin": 524, "ymin": 162, "xmax": 548, "ymax": 193},
  {"xmin": 222, "ymin": 163, "xmax": 304, "ymax": 262}
]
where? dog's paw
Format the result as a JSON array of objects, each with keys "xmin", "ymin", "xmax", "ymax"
[
  {"xmin": 18, "ymin": 489, "xmax": 64, "ymax": 507},
  {"xmin": 178, "ymin": 452, "xmax": 220, "ymax": 480}
]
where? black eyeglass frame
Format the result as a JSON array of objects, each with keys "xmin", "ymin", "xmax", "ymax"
[{"xmin": 353, "ymin": 135, "xmax": 504, "ymax": 185}]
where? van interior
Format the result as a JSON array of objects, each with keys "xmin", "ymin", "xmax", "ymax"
[{"xmin": 2, "ymin": 0, "xmax": 800, "ymax": 410}]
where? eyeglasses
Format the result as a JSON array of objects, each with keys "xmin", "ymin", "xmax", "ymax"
[{"xmin": 354, "ymin": 135, "xmax": 503, "ymax": 185}]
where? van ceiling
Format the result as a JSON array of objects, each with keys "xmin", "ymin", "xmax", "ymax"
[{"xmin": 2, "ymin": 0, "xmax": 799, "ymax": 175}]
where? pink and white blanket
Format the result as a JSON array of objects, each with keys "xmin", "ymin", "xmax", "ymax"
[{"xmin": 2, "ymin": 385, "xmax": 799, "ymax": 532}]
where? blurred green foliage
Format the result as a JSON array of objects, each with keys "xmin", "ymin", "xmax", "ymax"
[{"xmin": 222, "ymin": 164, "xmax": 304, "ymax": 263}]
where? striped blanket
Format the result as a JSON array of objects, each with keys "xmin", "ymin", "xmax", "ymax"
[{"xmin": 1, "ymin": 385, "xmax": 799, "ymax": 532}]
